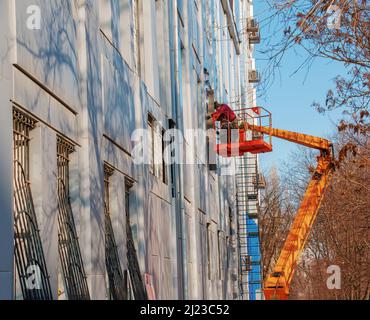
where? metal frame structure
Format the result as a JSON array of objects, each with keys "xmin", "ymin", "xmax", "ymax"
[
  {"xmin": 213, "ymin": 106, "xmax": 273, "ymax": 157},
  {"xmin": 57, "ymin": 137, "xmax": 90, "ymax": 300},
  {"xmin": 104, "ymin": 165, "xmax": 127, "ymax": 300},
  {"xmin": 236, "ymin": 152, "xmax": 263, "ymax": 300},
  {"xmin": 13, "ymin": 109, "xmax": 53, "ymax": 300},
  {"xmin": 215, "ymin": 106, "xmax": 267, "ymax": 300},
  {"xmin": 245, "ymin": 154, "xmax": 263, "ymax": 300},
  {"xmin": 125, "ymin": 180, "xmax": 147, "ymax": 300},
  {"xmin": 213, "ymin": 105, "xmax": 335, "ymax": 299}
]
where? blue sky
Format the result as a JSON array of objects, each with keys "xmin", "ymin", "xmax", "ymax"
[{"xmin": 253, "ymin": 2, "xmax": 346, "ymax": 172}]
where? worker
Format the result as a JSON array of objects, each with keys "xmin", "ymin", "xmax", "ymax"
[{"xmin": 219, "ymin": 114, "xmax": 230, "ymax": 129}]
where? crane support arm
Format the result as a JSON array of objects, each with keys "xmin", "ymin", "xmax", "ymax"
[
  {"xmin": 264, "ymin": 153, "xmax": 334, "ymax": 299},
  {"xmin": 245, "ymin": 124, "xmax": 332, "ymax": 152},
  {"xmin": 243, "ymin": 122, "xmax": 335, "ymax": 300}
]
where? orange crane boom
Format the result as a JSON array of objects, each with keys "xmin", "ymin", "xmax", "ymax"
[{"xmin": 244, "ymin": 123, "xmax": 335, "ymax": 300}]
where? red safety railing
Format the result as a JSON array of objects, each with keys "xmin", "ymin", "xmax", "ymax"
[{"xmin": 212, "ymin": 105, "xmax": 273, "ymax": 157}]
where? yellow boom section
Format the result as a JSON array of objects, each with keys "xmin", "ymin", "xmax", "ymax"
[
  {"xmin": 244, "ymin": 124, "xmax": 332, "ymax": 151},
  {"xmin": 245, "ymin": 123, "xmax": 334, "ymax": 300}
]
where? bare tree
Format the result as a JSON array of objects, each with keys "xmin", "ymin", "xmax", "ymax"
[
  {"xmin": 259, "ymin": 0, "xmax": 369, "ymax": 122},
  {"xmin": 261, "ymin": 129, "xmax": 369, "ymax": 300},
  {"xmin": 260, "ymin": 168, "xmax": 294, "ymax": 280},
  {"xmin": 293, "ymin": 134, "xmax": 368, "ymax": 299}
]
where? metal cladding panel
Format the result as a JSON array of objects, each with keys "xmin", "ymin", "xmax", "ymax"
[
  {"xmin": 159, "ymin": 200, "xmax": 172, "ymax": 259},
  {"xmin": 15, "ymin": 0, "xmax": 80, "ymax": 112},
  {"xmin": 102, "ymin": 55, "xmax": 135, "ymax": 153},
  {"xmin": 148, "ymin": 254, "xmax": 160, "ymax": 299},
  {"xmin": 13, "ymin": 69, "xmax": 77, "ymax": 141},
  {"xmin": 0, "ymin": 0, "xmax": 257, "ymax": 300},
  {"xmin": 160, "ymin": 258, "xmax": 173, "ymax": 300},
  {"xmin": 147, "ymin": 194, "xmax": 160, "ymax": 257}
]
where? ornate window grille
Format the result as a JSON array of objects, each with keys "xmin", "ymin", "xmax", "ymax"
[
  {"xmin": 125, "ymin": 180, "xmax": 147, "ymax": 300},
  {"xmin": 57, "ymin": 137, "xmax": 90, "ymax": 300},
  {"xmin": 104, "ymin": 165, "xmax": 127, "ymax": 300},
  {"xmin": 13, "ymin": 109, "xmax": 52, "ymax": 300}
]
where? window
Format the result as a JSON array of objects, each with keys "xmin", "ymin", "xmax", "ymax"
[
  {"xmin": 161, "ymin": 129, "xmax": 168, "ymax": 184},
  {"xmin": 148, "ymin": 114, "xmax": 167, "ymax": 184},
  {"xmin": 225, "ymin": 236, "xmax": 230, "ymax": 269},
  {"xmin": 124, "ymin": 180, "xmax": 134, "ymax": 300},
  {"xmin": 206, "ymin": 223, "xmax": 211, "ymax": 280},
  {"xmin": 125, "ymin": 180, "xmax": 134, "ymax": 228},
  {"xmin": 125, "ymin": 179, "xmax": 147, "ymax": 300},
  {"xmin": 57, "ymin": 136, "xmax": 90, "ymax": 300},
  {"xmin": 13, "ymin": 109, "xmax": 52, "ymax": 300},
  {"xmin": 148, "ymin": 115, "xmax": 155, "ymax": 175},
  {"xmin": 104, "ymin": 165, "xmax": 126, "ymax": 300},
  {"xmin": 218, "ymin": 230, "xmax": 224, "ymax": 280},
  {"xmin": 169, "ymin": 120, "xmax": 176, "ymax": 197},
  {"xmin": 13, "ymin": 109, "xmax": 35, "ymax": 181},
  {"xmin": 229, "ymin": 207, "xmax": 233, "ymax": 239}
]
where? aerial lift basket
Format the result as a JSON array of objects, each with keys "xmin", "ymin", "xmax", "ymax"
[{"xmin": 212, "ymin": 105, "xmax": 273, "ymax": 157}]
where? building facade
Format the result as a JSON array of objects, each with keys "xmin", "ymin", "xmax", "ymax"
[{"xmin": 0, "ymin": 0, "xmax": 261, "ymax": 300}]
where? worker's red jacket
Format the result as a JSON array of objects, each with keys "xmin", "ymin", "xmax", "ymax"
[{"xmin": 212, "ymin": 104, "xmax": 237, "ymax": 122}]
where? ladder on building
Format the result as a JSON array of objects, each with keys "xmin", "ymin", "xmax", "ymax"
[
  {"xmin": 236, "ymin": 156, "xmax": 248, "ymax": 300},
  {"xmin": 246, "ymin": 218, "xmax": 263, "ymax": 300},
  {"xmin": 235, "ymin": 155, "xmax": 251, "ymax": 299},
  {"xmin": 236, "ymin": 153, "xmax": 263, "ymax": 300},
  {"xmin": 245, "ymin": 154, "xmax": 263, "ymax": 300}
]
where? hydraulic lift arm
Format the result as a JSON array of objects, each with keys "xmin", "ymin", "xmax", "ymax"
[
  {"xmin": 245, "ymin": 123, "xmax": 335, "ymax": 300},
  {"xmin": 245, "ymin": 124, "xmax": 332, "ymax": 152}
]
